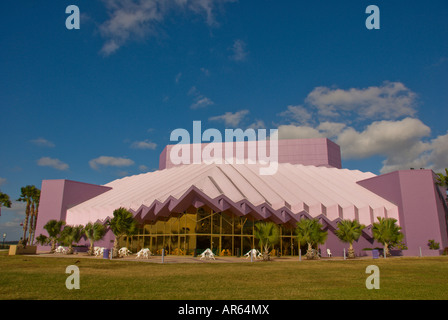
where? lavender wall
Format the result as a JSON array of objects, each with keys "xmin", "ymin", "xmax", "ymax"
[
  {"xmin": 357, "ymin": 170, "xmax": 448, "ymax": 256},
  {"xmin": 35, "ymin": 180, "xmax": 112, "ymax": 252},
  {"xmin": 159, "ymin": 138, "xmax": 342, "ymax": 170}
]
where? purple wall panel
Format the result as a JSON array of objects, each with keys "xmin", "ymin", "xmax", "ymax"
[
  {"xmin": 35, "ymin": 180, "xmax": 111, "ymax": 252},
  {"xmin": 357, "ymin": 170, "xmax": 448, "ymax": 256}
]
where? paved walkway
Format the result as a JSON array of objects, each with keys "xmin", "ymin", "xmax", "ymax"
[{"xmin": 29, "ymin": 251, "xmax": 374, "ymax": 263}]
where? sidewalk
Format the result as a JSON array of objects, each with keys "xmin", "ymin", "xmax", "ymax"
[{"xmin": 30, "ymin": 251, "xmax": 375, "ymax": 263}]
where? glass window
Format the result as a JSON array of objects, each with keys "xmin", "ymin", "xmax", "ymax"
[
  {"xmin": 242, "ymin": 218, "xmax": 254, "ymax": 235},
  {"xmin": 196, "ymin": 208, "xmax": 211, "ymax": 234},
  {"xmin": 155, "ymin": 220, "xmax": 165, "ymax": 234},
  {"xmin": 221, "ymin": 212, "xmax": 233, "ymax": 235},
  {"xmin": 234, "ymin": 216, "xmax": 243, "ymax": 234},
  {"xmin": 212, "ymin": 212, "xmax": 221, "ymax": 235}
]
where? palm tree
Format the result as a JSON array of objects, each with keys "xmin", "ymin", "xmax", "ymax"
[
  {"xmin": 60, "ymin": 225, "xmax": 84, "ymax": 254},
  {"xmin": 35, "ymin": 234, "xmax": 49, "ymax": 246},
  {"xmin": 254, "ymin": 221, "xmax": 280, "ymax": 261},
  {"xmin": 84, "ymin": 222, "xmax": 106, "ymax": 255},
  {"xmin": 436, "ymin": 168, "xmax": 448, "ymax": 201},
  {"xmin": 17, "ymin": 185, "xmax": 37, "ymax": 245},
  {"xmin": 43, "ymin": 219, "xmax": 65, "ymax": 253},
  {"xmin": 372, "ymin": 217, "xmax": 403, "ymax": 257},
  {"xmin": 28, "ymin": 188, "xmax": 41, "ymax": 245},
  {"xmin": 335, "ymin": 219, "xmax": 365, "ymax": 258},
  {"xmin": 0, "ymin": 192, "xmax": 12, "ymax": 216},
  {"xmin": 107, "ymin": 207, "xmax": 138, "ymax": 258},
  {"xmin": 295, "ymin": 218, "xmax": 328, "ymax": 259},
  {"xmin": 436, "ymin": 168, "xmax": 448, "ymax": 187}
]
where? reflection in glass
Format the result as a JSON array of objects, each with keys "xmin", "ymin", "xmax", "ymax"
[{"xmin": 132, "ymin": 207, "xmax": 298, "ymax": 256}]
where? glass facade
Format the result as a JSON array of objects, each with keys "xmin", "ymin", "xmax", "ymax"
[{"xmin": 120, "ymin": 207, "xmax": 303, "ymax": 256}]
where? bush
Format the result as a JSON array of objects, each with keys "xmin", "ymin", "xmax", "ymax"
[{"xmin": 428, "ymin": 239, "xmax": 440, "ymax": 250}]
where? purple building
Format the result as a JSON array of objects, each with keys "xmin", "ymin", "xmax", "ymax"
[{"xmin": 34, "ymin": 138, "xmax": 448, "ymax": 257}]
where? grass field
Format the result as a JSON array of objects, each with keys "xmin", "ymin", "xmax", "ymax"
[{"xmin": 1, "ymin": 251, "xmax": 447, "ymax": 300}]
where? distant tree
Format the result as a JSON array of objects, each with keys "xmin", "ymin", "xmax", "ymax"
[
  {"xmin": 436, "ymin": 168, "xmax": 448, "ymax": 187},
  {"xmin": 60, "ymin": 225, "xmax": 84, "ymax": 254},
  {"xmin": 84, "ymin": 222, "xmax": 107, "ymax": 255},
  {"xmin": 43, "ymin": 219, "xmax": 65, "ymax": 253},
  {"xmin": 28, "ymin": 188, "xmax": 41, "ymax": 245},
  {"xmin": 0, "ymin": 192, "xmax": 12, "ymax": 217},
  {"xmin": 436, "ymin": 168, "xmax": 448, "ymax": 201},
  {"xmin": 372, "ymin": 217, "xmax": 403, "ymax": 256},
  {"xmin": 295, "ymin": 218, "xmax": 328, "ymax": 259},
  {"xmin": 35, "ymin": 234, "xmax": 49, "ymax": 246},
  {"xmin": 335, "ymin": 219, "xmax": 365, "ymax": 258},
  {"xmin": 17, "ymin": 185, "xmax": 38, "ymax": 245},
  {"xmin": 107, "ymin": 207, "xmax": 138, "ymax": 258},
  {"xmin": 254, "ymin": 221, "xmax": 280, "ymax": 261}
]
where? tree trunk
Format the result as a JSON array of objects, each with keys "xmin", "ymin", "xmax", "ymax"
[
  {"xmin": 306, "ymin": 242, "xmax": 317, "ymax": 259},
  {"xmin": 113, "ymin": 237, "xmax": 119, "ymax": 258},
  {"xmin": 88, "ymin": 241, "xmax": 95, "ymax": 255},
  {"xmin": 28, "ymin": 203, "xmax": 35, "ymax": 245},
  {"xmin": 348, "ymin": 243, "xmax": 356, "ymax": 258},
  {"xmin": 263, "ymin": 244, "xmax": 270, "ymax": 261},
  {"xmin": 384, "ymin": 243, "xmax": 389, "ymax": 257},
  {"xmin": 51, "ymin": 239, "xmax": 56, "ymax": 253},
  {"xmin": 22, "ymin": 202, "xmax": 30, "ymax": 245},
  {"xmin": 29, "ymin": 208, "xmax": 38, "ymax": 245}
]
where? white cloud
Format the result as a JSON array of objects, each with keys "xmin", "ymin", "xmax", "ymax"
[
  {"xmin": 188, "ymin": 86, "xmax": 214, "ymax": 109},
  {"xmin": 209, "ymin": 110, "xmax": 249, "ymax": 127},
  {"xmin": 131, "ymin": 140, "xmax": 157, "ymax": 150},
  {"xmin": 305, "ymin": 82, "xmax": 417, "ymax": 120},
  {"xmin": 89, "ymin": 156, "xmax": 135, "ymax": 170},
  {"xmin": 277, "ymin": 117, "xmax": 445, "ymax": 174},
  {"xmin": 30, "ymin": 138, "xmax": 55, "ymax": 148},
  {"xmin": 229, "ymin": 39, "xmax": 248, "ymax": 61},
  {"xmin": 37, "ymin": 157, "xmax": 69, "ymax": 171},
  {"xmin": 138, "ymin": 164, "xmax": 149, "ymax": 171},
  {"xmin": 275, "ymin": 82, "xmax": 447, "ymax": 174},
  {"xmin": 278, "ymin": 105, "xmax": 312, "ymax": 125},
  {"xmin": 200, "ymin": 67, "xmax": 210, "ymax": 76},
  {"xmin": 425, "ymin": 132, "xmax": 448, "ymax": 173},
  {"xmin": 99, "ymin": 0, "xmax": 235, "ymax": 55},
  {"xmin": 316, "ymin": 122, "xmax": 346, "ymax": 138},
  {"xmin": 278, "ymin": 125, "xmax": 324, "ymax": 140},
  {"xmin": 191, "ymin": 97, "xmax": 214, "ymax": 109},
  {"xmin": 247, "ymin": 119, "xmax": 266, "ymax": 130},
  {"xmin": 175, "ymin": 72, "xmax": 182, "ymax": 83},
  {"xmin": 336, "ymin": 118, "xmax": 431, "ymax": 160}
]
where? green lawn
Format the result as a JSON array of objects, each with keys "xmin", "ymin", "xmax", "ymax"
[{"xmin": 1, "ymin": 251, "xmax": 447, "ymax": 300}]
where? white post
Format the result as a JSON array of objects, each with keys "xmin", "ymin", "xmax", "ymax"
[
  {"xmin": 343, "ymin": 248, "xmax": 346, "ymax": 260},
  {"xmin": 299, "ymin": 248, "xmax": 301, "ymax": 262},
  {"xmin": 162, "ymin": 248, "xmax": 165, "ymax": 263},
  {"xmin": 250, "ymin": 249, "xmax": 253, "ymax": 263},
  {"xmin": 419, "ymin": 247, "xmax": 422, "ymax": 257}
]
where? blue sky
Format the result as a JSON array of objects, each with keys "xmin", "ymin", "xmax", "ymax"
[{"xmin": 1, "ymin": 0, "xmax": 447, "ymax": 240}]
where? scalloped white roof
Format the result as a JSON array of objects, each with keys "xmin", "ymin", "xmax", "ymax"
[{"xmin": 65, "ymin": 162, "xmax": 399, "ymax": 228}]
